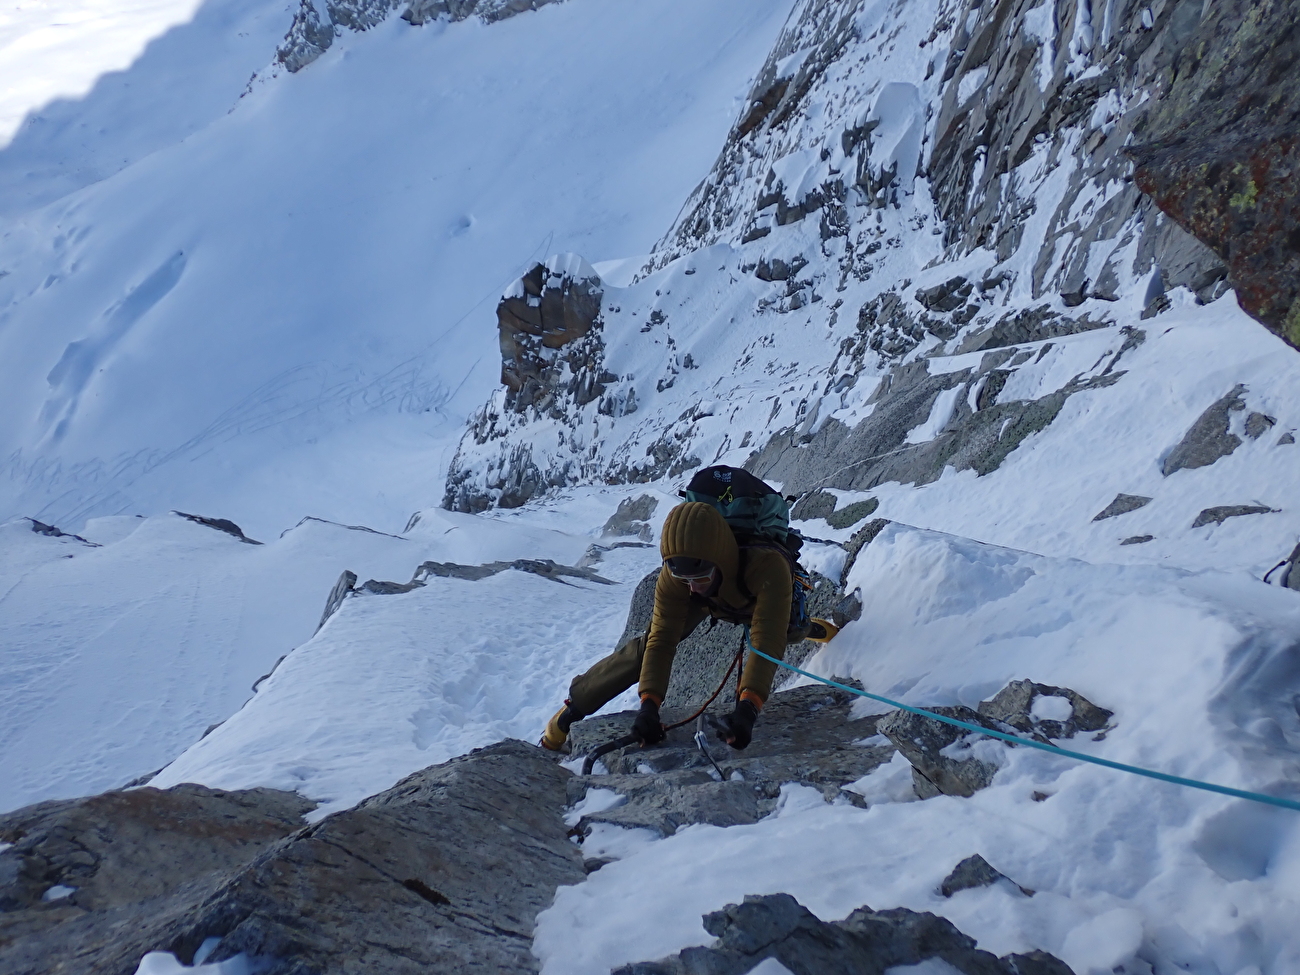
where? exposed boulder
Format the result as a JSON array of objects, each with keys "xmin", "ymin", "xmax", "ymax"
[
  {"xmin": 1092, "ymin": 493, "xmax": 1152, "ymax": 521},
  {"xmin": 1128, "ymin": 0, "xmax": 1300, "ymax": 348},
  {"xmin": 602, "ymin": 494, "xmax": 659, "ymax": 541},
  {"xmin": 24, "ymin": 518, "xmax": 99, "ymax": 546},
  {"xmin": 2, "ymin": 742, "xmax": 585, "ymax": 975},
  {"xmin": 791, "ymin": 489, "xmax": 837, "ymax": 522},
  {"xmin": 880, "ymin": 681, "xmax": 1112, "ymax": 799},
  {"xmin": 940, "ymin": 854, "xmax": 1034, "ymax": 898},
  {"xmin": 1161, "ymin": 385, "xmax": 1246, "ymax": 476},
  {"xmin": 878, "ymin": 706, "xmax": 1006, "ymax": 800},
  {"xmin": 1191, "ymin": 504, "xmax": 1278, "ymax": 528},
  {"xmin": 0, "ymin": 785, "xmax": 314, "ymax": 975},
  {"xmin": 172, "ymin": 511, "xmax": 262, "ymax": 544},
  {"xmin": 826, "ymin": 497, "xmax": 879, "ymax": 529},
  {"xmin": 977, "ymin": 680, "xmax": 1113, "ymax": 742},
  {"xmin": 611, "ymin": 892, "xmax": 1074, "ymax": 975}
]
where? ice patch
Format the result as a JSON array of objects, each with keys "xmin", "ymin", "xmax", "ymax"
[{"xmin": 42, "ymin": 885, "xmax": 76, "ymax": 901}]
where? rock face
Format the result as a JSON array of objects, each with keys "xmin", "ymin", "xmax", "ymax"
[
  {"xmin": 1, "ymin": 742, "xmax": 585, "ymax": 975},
  {"xmin": 445, "ymin": 256, "xmax": 621, "ymax": 512},
  {"xmin": 940, "ymin": 854, "xmax": 1034, "ymax": 898},
  {"xmin": 1128, "ymin": 0, "xmax": 1300, "ymax": 348},
  {"xmin": 1161, "ymin": 385, "xmax": 1247, "ymax": 476},
  {"xmin": 0, "ymin": 785, "xmax": 314, "ymax": 975},
  {"xmin": 277, "ymin": 0, "xmax": 565, "ymax": 74},
  {"xmin": 611, "ymin": 892, "xmax": 1075, "ymax": 975},
  {"xmin": 565, "ymin": 683, "xmax": 896, "ymax": 838},
  {"xmin": 748, "ymin": 332, "xmax": 1139, "ymax": 496}
]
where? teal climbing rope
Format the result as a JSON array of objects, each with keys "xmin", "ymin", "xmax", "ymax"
[{"xmin": 746, "ymin": 644, "xmax": 1300, "ymax": 812}]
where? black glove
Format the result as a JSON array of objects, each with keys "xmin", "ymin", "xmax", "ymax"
[
  {"xmin": 631, "ymin": 697, "xmax": 665, "ymax": 746},
  {"xmin": 715, "ymin": 700, "xmax": 759, "ymax": 750}
]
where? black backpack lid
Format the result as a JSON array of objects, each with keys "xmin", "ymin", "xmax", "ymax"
[{"xmin": 684, "ymin": 465, "xmax": 779, "ymax": 500}]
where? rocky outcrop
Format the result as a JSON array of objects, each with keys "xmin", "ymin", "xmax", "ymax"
[
  {"xmin": 940, "ymin": 854, "xmax": 1035, "ymax": 898},
  {"xmin": 1092, "ymin": 493, "xmax": 1151, "ymax": 521},
  {"xmin": 611, "ymin": 892, "xmax": 1075, "ymax": 975},
  {"xmin": 879, "ymin": 681, "xmax": 1111, "ymax": 799},
  {"xmin": 172, "ymin": 510, "xmax": 263, "ymax": 544},
  {"xmin": 1128, "ymin": 0, "xmax": 1300, "ymax": 348},
  {"xmin": 1191, "ymin": 504, "xmax": 1277, "ymax": 529},
  {"xmin": 1, "ymin": 742, "xmax": 584, "ymax": 975},
  {"xmin": 277, "ymin": 0, "xmax": 565, "ymax": 74},
  {"xmin": 747, "ymin": 329, "xmax": 1142, "ymax": 497},
  {"xmin": 444, "ymin": 256, "xmax": 623, "ymax": 512},
  {"xmin": 601, "ymin": 494, "xmax": 659, "ymax": 541},
  {"xmin": 316, "ymin": 556, "xmax": 615, "ymax": 629},
  {"xmin": 0, "ymin": 785, "xmax": 314, "ymax": 975},
  {"xmin": 1161, "ymin": 385, "xmax": 1247, "ymax": 475}
]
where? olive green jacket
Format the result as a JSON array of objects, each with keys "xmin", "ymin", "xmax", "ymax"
[{"xmin": 638, "ymin": 502, "xmax": 792, "ymax": 707}]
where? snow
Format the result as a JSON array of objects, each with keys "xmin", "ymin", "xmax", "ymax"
[
  {"xmin": 0, "ymin": 0, "xmax": 205, "ymax": 145},
  {"xmin": 7, "ymin": 0, "xmax": 1300, "ymax": 971},
  {"xmin": 1031, "ymin": 694, "xmax": 1074, "ymax": 722},
  {"xmin": 0, "ymin": 0, "xmax": 794, "ymax": 540},
  {"xmin": 41, "ymin": 884, "xmax": 77, "ymax": 901}
]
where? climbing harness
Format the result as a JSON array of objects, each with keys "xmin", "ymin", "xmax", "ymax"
[{"xmin": 744, "ymin": 644, "xmax": 1300, "ymax": 813}]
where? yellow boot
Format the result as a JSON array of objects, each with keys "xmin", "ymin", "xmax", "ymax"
[
  {"xmin": 539, "ymin": 702, "xmax": 578, "ymax": 752},
  {"xmin": 807, "ymin": 618, "xmax": 840, "ymax": 643}
]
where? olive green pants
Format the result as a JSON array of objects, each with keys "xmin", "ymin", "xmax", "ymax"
[{"xmin": 568, "ymin": 604, "xmax": 710, "ymax": 716}]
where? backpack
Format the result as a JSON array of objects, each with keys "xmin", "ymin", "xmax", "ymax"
[{"xmin": 680, "ymin": 465, "xmax": 812, "ymax": 637}]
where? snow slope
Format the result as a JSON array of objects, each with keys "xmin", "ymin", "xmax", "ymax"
[{"xmin": 0, "ymin": 0, "xmax": 793, "ymax": 539}]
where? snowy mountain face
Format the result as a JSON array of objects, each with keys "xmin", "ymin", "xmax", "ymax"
[{"xmin": 4, "ymin": 0, "xmax": 1300, "ymax": 973}]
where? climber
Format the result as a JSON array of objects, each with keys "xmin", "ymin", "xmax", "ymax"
[{"xmin": 540, "ymin": 466, "xmax": 838, "ymax": 754}]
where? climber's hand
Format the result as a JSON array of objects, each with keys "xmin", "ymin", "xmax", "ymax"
[
  {"xmin": 631, "ymin": 697, "xmax": 666, "ymax": 746},
  {"xmin": 715, "ymin": 700, "xmax": 759, "ymax": 750}
]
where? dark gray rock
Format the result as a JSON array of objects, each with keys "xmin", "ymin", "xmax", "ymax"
[
  {"xmin": 172, "ymin": 511, "xmax": 262, "ymax": 544},
  {"xmin": 1092, "ymin": 494, "xmax": 1152, "ymax": 522},
  {"xmin": 877, "ymin": 706, "xmax": 1006, "ymax": 800},
  {"xmin": 611, "ymin": 892, "xmax": 1074, "ymax": 975},
  {"xmin": 1161, "ymin": 385, "xmax": 1246, "ymax": 476},
  {"xmin": 1192, "ymin": 505, "xmax": 1277, "ymax": 528},
  {"xmin": 953, "ymin": 307, "xmax": 1109, "ymax": 355},
  {"xmin": 826, "ymin": 497, "xmax": 879, "ymax": 529},
  {"xmin": 791, "ymin": 489, "xmax": 837, "ymax": 521},
  {"xmin": 1279, "ymin": 432, "xmax": 1296, "ymax": 446},
  {"xmin": 24, "ymin": 518, "xmax": 99, "ymax": 546},
  {"xmin": 602, "ymin": 494, "xmax": 659, "ymax": 540},
  {"xmin": 0, "ymin": 785, "xmax": 314, "ymax": 975},
  {"xmin": 840, "ymin": 519, "xmax": 890, "ymax": 586},
  {"xmin": 830, "ymin": 589, "xmax": 863, "ymax": 628},
  {"xmin": 317, "ymin": 569, "xmax": 357, "ymax": 630},
  {"xmin": 748, "ymin": 346, "xmax": 1130, "ymax": 500},
  {"xmin": 1245, "ymin": 413, "xmax": 1277, "ymax": 439},
  {"xmin": 566, "ymin": 683, "xmax": 895, "ymax": 836},
  {"xmin": 1120, "ymin": 535, "xmax": 1155, "ymax": 546},
  {"xmin": 940, "ymin": 854, "xmax": 1033, "ymax": 898},
  {"xmin": 3, "ymin": 741, "xmax": 583, "ymax": 975},
  {"xmin": 977, "ymin": 679, "xmax": 1112, "ymax": 743}
]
